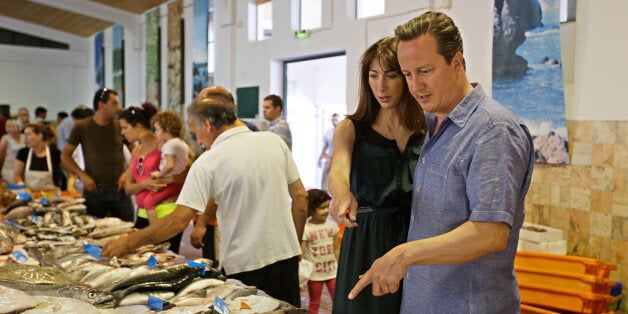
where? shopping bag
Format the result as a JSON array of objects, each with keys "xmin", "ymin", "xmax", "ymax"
[{"xmin": 298, "ymin": 259, "xmax": 314, "ymax": 286}]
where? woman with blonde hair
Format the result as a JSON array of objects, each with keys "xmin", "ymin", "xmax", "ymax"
[{"xmin": 0, "ymin": 120, "xmax": 25, "ymax": 183}]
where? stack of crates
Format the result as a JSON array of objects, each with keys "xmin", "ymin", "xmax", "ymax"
[{"xmin": 515, "ymin": 251, "xmax": 617, "ymax": 313}]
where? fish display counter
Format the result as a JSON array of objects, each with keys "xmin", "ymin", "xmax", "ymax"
[{"xmin": 0, "ymin": 194, "xmax": 307, "ymax": 313}]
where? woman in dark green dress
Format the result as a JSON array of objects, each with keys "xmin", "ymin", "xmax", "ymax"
[{"xmin": 329, "ymin": 37, "xmax": 426, "ymax": 314}]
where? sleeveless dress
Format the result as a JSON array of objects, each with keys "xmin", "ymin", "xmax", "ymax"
[
  {"xmin": 1, "ymin": 134, "xmax": 25, "ymax": 183},
  {"xmin": 332, "ymin": 118, "xmax": 424, "ymax": 314}
]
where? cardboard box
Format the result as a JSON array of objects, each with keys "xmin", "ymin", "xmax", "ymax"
[
  {"xmin": 518, "ymin": 239, "xmax": 567, "ymax": 255},
  {"xmin": 519, "ymin": 222, "xmax": 564, "ymax": 244}
]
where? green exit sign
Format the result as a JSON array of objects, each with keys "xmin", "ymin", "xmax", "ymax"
[{"xmin": 295, "ymin": 29, "xmax": 309, "ymax": 39}]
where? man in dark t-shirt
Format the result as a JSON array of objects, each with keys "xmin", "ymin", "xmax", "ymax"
[{"xmin": 61, "ymin": 88, "xmax": 133, "ymax": 221}]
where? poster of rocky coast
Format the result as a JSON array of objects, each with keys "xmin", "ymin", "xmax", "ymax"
[{"xmin": 492, "ymin": 0, "xmax": 570, "ymax": 164}]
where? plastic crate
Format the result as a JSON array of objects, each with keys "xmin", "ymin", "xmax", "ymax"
[
  {"xmin": 520, "ymin": 304, "xmax": 561, "ymax": 314},
  {"xmin": 519, "ymin": 282, "xmax": 614, "ymax": 313},
  {"xmin": 515, "ymin": 251, "xmax": 617, "ymax": 278},
  {"xmin": 516, "ymin": 266, "xmax": 615, "ymax": 294}
]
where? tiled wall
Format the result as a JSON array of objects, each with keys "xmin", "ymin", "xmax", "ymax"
[{"xmin": 524, "ymin": 120, "xmax": 628, "ymax": 310}]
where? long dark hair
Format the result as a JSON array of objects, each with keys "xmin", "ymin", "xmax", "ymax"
[
  {"xmin": 349, "ymin": 37, "xmax": 426, "ymax": 134},
  {"xmin": 117, "ymin": 102, "xmax": 158, "ymax": 129}
]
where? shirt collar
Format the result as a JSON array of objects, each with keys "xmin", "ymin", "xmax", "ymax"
[
  {"xmin": 269, "ymin": 116, "xmax": 284, "ymax": 126},
  {"xmin": 211, "ymin": 126, "xmax": 251, "ymax": 149},
  {"xmin": 447, "ymin": 83, "xmax": 486, "ymax": 128}
]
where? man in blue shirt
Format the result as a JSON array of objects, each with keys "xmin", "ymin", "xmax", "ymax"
[
  {"xmin": 348, "ymin": 12, "xmax": 534, "ymax": 313},
  {"xmin": 262, "ymin": 94, "xmax": 292, "ymax": 150}
]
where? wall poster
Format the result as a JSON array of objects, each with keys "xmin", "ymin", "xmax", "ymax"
[
  {"xmin": 113, "ymin": 25, "xmax": 125, "ymax": 107},
  {"xmin": 192, "ymin": 0, "xmax": 209, "ymax": 99},
  {"xmin": 146, "ymin": 8, "xmax": 161, "ymax": 106},
  {"xmin": 493, "ymin": 0, "xmax": 570, "ymax": 164},
  {"xmin": 94, "ymin": 32, "xmax": 104, "ymax": 89}
]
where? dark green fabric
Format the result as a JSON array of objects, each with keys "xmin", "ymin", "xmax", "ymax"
[{"xmin": 333, "ymin": 119, "xmax": 423, "ymax": 314}]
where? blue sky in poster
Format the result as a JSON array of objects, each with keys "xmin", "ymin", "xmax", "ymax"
[
  {"xmin": 94, "ymin": 32, "xmax": 104, "ymax": 88},
  {"xmin": 193, "ymin": 0, "xmax": 208, "ymax": 63},
  {"xmin": 493, "ymin": 0, "xmax": 568, "ymax": 139}
]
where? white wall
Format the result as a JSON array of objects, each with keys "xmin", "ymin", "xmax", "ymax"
[{"xmin": 0, "ymin": 0, "xmax": 626, "ymax": 120}]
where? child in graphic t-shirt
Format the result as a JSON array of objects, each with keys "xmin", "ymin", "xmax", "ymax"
[
  {"xmin": 142, "ymin": 110, "xmax": 189, "ymax": 225},
  {"xmin": 301, "ymin": 189, "xmax": 339, "ymax": 314}
]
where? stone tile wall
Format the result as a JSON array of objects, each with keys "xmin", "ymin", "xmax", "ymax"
[{"xmin": 524, "ymin": 120, "xmax": 628, "ymax": 310}]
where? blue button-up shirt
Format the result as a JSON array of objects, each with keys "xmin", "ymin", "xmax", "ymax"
[{"xmin": 401, "ymin": 84, "xmax": 534, "ymax": 313}]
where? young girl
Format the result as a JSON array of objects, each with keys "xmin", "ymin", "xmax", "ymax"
[
  {"xmin": 142, "ymin": 110, "xmax": 190, "ymax": 224},
  {"xmin": 301, "ymin": 189, "xmax": 340, "ymax": 314}
]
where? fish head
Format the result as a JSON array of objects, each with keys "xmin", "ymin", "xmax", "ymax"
[{"xmin": 60, "ymin": 286, "xmax": 116, "ymax": 308}]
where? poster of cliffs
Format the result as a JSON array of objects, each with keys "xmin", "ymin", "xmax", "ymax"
[{"xmin": 493, "ymin": 0, "xmax": 570, "ymax": 164}]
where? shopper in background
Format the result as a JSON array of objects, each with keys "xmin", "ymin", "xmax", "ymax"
[
  {"xmin": 317, "ymin": 113, "xmax": 339, "ymax": 191},
  {"xmin": 14, "ymin": 123, "xmax": 66, "ymax": 191},
  {"xmin": 348, "ymin": 12, "xmax": 535, "ymax": 313},
  {"xmin": 262, "ymin": 94, "xmax": 292, "ymax": 150},
  {"xmin": 0, "ymin": 120, "xmax": 25, "ymax": 183},
  {"xmin": 34, "ymin": 106, "xmax": 48, "ymax": 124},
  {"xmin": 61, "ymin": 88, "xmax": 134, "ymax": 221},
  {"xmin": 103, "ymin": 96, "xmax": 308, "ymax": 307},
  {"xmin": 118, "ymin": 104, "xmax": 184, "ymax": 253},
  {"xmin": 328, "ymin": 36, "xmax": 426, "ymax": 314},
  {"xmin": 17, "ymin": 108, "xmax": 30, "ymax": 132},
  {"xmin": 301, "ymin": 189, "xmax": 339, "ymax": 314}
]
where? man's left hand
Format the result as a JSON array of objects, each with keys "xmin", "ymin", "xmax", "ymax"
[
  {"xmin": 348, "ymin": 245, "xmax": 408, "ymax": 299},
  {"xmin": 102, "ymin": 234, "xmax": 131, "ymax": 258}
]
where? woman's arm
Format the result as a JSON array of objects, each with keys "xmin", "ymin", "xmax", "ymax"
[
  {"xmin": 328, "ymin": 119, "xmax": 358, "ymax": 227},
  {"xmin": 13, "ymin": 159, "xmax": 25, "ymax": 184},
  {"xmin": 0, "ymin": 135, "xmax": 8, "ymax": 167}
]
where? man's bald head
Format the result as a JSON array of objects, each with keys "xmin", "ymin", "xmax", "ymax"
[{"xmin": 196, "ymin": 86, "xmax": 235, "ymax": 106}]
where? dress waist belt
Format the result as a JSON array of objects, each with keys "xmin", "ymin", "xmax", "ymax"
[{"xmin": 356, "ymin": 206, "xmax": 400, "ymax": 214}]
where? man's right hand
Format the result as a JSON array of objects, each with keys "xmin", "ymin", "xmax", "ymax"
[
  {"xmin": 190, "ymin": 224, "xmax": 207, "ymax": 249},
  {"xmin": 81, "ymin": 174, "xmax": 97, "ymax": 192}
]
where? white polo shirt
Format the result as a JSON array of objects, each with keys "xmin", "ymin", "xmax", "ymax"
[{"xmin": 176, "ymin": 126, "xmax": 302, "ymax": 275}]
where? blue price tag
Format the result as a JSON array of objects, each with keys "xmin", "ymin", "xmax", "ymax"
[
  {"xmin": 40, "ymin": 197, "xmax": 50, "ymax": 206},
  {"xmin": 83, "ymin": 244, "xmax": 101, "ymax": 260},
  {"xmin": 5, "ymin": 220, "xmax": 23, "ymax": 229},
  {"xmin": 31, "ymin": 214, "xmax": 42, "ymax": 226},
  {"xmin": 147, "ymin": 255, "xmax": 157, "ymax": 269},
  {"xmin": 10, "ymin": 250, "xmax": 28, "ymax": 263},
  {"xmin": 147, "ymin": 295, "xmax": 165, "ymax": 311},
  {"xmin": 187, "ymin": 260, "xmax": 206, "ymax": 276},
  {"xmin": 213, "ymin": 296, "xmax": 230, "ymax": 314},
  {"xmin": 16, "ymin": 193, "xmax": 31, "ymax": 201}
]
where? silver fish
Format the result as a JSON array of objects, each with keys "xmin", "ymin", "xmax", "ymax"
[
  {"xmin": 0, "ymin": 280, "xmax": 115, "ymax": 308},
  {"xmin": 0, "ymin": 285, "xmax": 39, "ymax": 313},
  {"xmin": 170, "ymin": 278, "xmax": 225, "ymax": 303},
  {"xmin": 118, "ymin": 290, "xmax": 175, "ymax": 306},
  {"xmin": 22, "ymin": 296, "xmax": 100, "ymax": 314}
]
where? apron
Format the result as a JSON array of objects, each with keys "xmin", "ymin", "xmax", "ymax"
[{"xmin": 25, "ymin": 146, "xmax": 57, "ymax": 191}]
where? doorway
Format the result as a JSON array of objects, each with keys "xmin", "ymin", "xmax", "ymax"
[{"xmin": 284, "ymin": 53, "xmax": 347, "ymax": 190}]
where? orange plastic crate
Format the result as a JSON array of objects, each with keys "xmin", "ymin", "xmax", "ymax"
[
  {"xmin": 515, "ymin": 251, "xmax": 617, "ymax": 278},
  {"xmin": 520, "ymin": 304, "xmax": 561, "ymax": 314},
  {"xmin": 516, "ymin": 266, "xmax": 615, "ymax": 294},
  {"xmin": 519, "ymin": 282, "xmax": 614, "ymax": 313}
]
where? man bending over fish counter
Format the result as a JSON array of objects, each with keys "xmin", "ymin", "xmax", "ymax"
[{"xmin": 103, "ymin": 95, "xmax": 308, "ymax": 308}]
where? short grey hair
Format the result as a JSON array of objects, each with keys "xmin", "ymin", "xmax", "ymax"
[{"xmin": 187, "ymin": 98, "xmax": 237, "ymax": 130}]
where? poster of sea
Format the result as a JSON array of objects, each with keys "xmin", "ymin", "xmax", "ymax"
[
  {"xmin": 492, "ymin": 0, "xmax": 570, "ymax": 164},
  {"xmin": 145, "ymin": 8, "xmax": 161, "ymax": 106},
  {"xmin": 192, "ymin": 0, "xmax": 209, "ymax": 99},
  {"xmin": 113, "ymin": 25, "xmax": 125, "ymax": 108},
  {"xmin": 94, "ymin": 32, "xmax": 104, "ymax": 88}
]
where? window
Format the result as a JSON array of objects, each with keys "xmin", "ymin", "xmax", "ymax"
[
  {"xmin": 257, "ymin": 0, "xmax": 273, "ymax": 40},
  {"xmin": 299, "ymin": 0, "xmax": 322, "ymax": 30},
  {"xmin": 356, "ymin": 0, "xmax": 384, "ymax": 19}
]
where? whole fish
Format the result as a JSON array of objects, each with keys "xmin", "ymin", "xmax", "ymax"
[
  {"xmin": 104, "ymin": 264, "xmax": 193, "ymax": 293},
  {"xmin": 0, "ymin": 280, "xmax": 116, "ymax": 308},
  {"xmin": 118, "ymin": 290, "xmax": 175, "ymax": 306},
  {"xmin": 0, "ymin": 229, "xmax": 13, "ymax": 255},
  {"xmin": 21, "ymin": 295, "xmax": 100, "ymax": 314},
  {"xmin": 0, "ymin": 264, "xmax": 76, "ymax": 285},
  {"xmin": 0, "ymin": 285, "xmax": 39, "ymax": 313},
  {"xmin": 169, "ymin": 278, "xmax": 225, "ymax": 303},
  {"xmin": 113, "ymin": 269, "xmax": 199, "ymax": 302}
]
